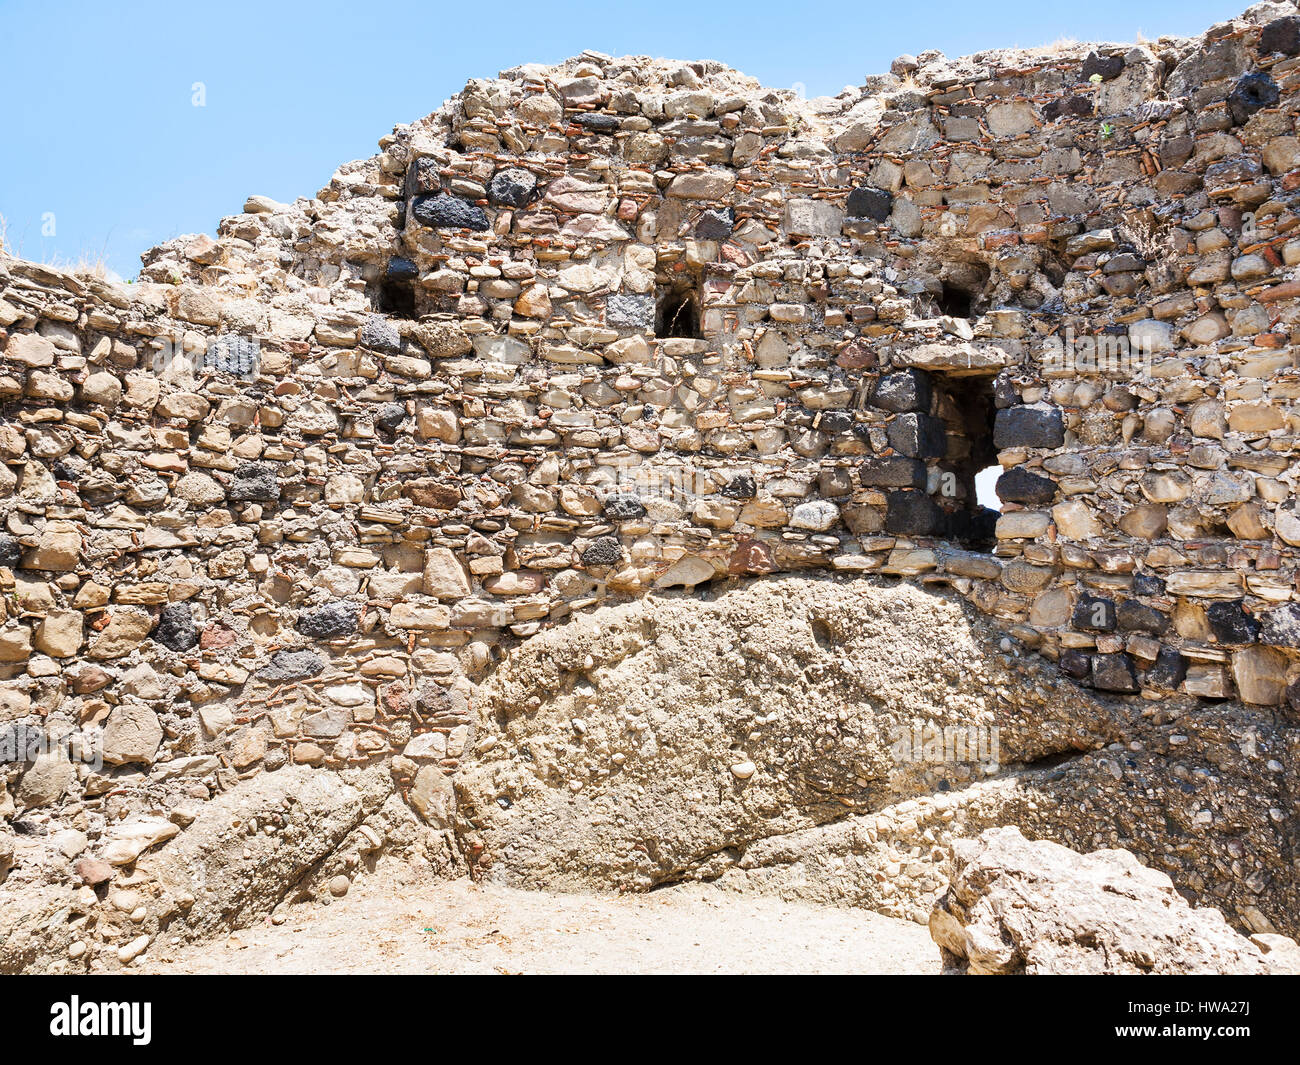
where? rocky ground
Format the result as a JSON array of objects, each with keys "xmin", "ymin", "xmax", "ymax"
[{"xmin": 134, "ymin": 861, "xmax": 939, "ymax": 975}]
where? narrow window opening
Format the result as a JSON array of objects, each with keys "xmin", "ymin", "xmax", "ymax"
[
  {"xmin": 656, "ymin": 283, "xmax": 701, "ymax": 339},
  {"xmin": 935, "ymin": 261, "xmax": 991, "ymax": 320},
  {"xmin": 975, "ymin": 464, "xmax": 1002, "ymax": 510},
  {"xmin": 934, "ymin": 372, "xmax": 1000, "ymax": 550},
  {"xmin": 378, "ymin": 279, "xmax": 417, "ymax": 318},
  {"xmin": 938, "ymin": 281, "xmax": 974, "ymax": 319}
]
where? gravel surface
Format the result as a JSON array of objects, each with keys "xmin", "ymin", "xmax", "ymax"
[{"xmin": 138, "ymin": 868, "xmax": 941, "ymax": 975}]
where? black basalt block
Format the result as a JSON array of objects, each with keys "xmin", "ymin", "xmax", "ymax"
[
  {"xmin": 996, "ymin": 467, "xmax": 1057, "ymax": 505},
  {"xmin": 1092, "ymin": 652, "xmax": 1138, "ymax": 693},
  {"xmin": 993, "ymin": 406, "xmax": 1065, "ymax": 449},
  {"xmin": 296, "ymin": 601, "xmax": 360, "ymax": 639},
  {"xmin": 872, "ymin": 369, "xmax": 931, "ymax": 414},
  {"xmin": 884, "ymin": 490, "xmax": 944, "ymax": 536},
  {"xmin": 859, "ymin": 456, "xmax": 927, "ymax": 489},
  {"xmin": 1228, "ymin": 72, "xmax": 1280, "ymax": 126},
  {"xmin": 581, "ymin": 536, "xmax": 623, "ymax": 567},
  {"xmin": 411, "ymin": 193, "xmax": 490, "ymax": 231},
  {"xmin": 603, "ymin": 494, "xmax": 647, "ymax": 521},
  {"xmin": 846, "ymin": 185, "xmax": 893, "ymax": 221},
  {"xmin": 228, "ymin": 463, "xmax": 280, "ymax": 503},
  {"xmin": 887, "ymin": 412, "xmax": 947, "ymax": 459},
  {"xmin": 1207, "ymin": 600, "xmax": 1260, "ymax": 645},
  {"xmin": 153, "ymin": 603, "xmax": 199, "ymax": 652}
]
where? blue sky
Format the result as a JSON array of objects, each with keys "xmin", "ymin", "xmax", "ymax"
[{"xmin": 0, "ymin": 0, "xmax": 1248, "ymax": 279}]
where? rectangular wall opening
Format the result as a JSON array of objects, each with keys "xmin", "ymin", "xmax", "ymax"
[
  {"xmin": 933, "ymin": 372, "xmax": 1000, "ymax": 549},
  {"xmin": 656, "ymin": 278, "xmax": 702, "ymax": 339}
]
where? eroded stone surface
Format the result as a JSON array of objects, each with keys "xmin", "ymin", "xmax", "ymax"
[{"xmin": 930, "ymin": 827, "xmax": 1288, "ymax": 975}]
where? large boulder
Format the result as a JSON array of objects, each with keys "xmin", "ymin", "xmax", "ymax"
[{"xmin": 929, "ymin": 827, "xmax": 1291, "ymax": 974}]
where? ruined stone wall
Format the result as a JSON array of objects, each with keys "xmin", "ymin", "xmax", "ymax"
[{"xmin": 4, "ymin": 1, "xmax": 1300, "ymax": 960}]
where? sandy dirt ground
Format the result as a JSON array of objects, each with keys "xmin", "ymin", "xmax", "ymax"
[{"xmin": 136, "ymin": 869, "xmax": 942, "ymax": 975}]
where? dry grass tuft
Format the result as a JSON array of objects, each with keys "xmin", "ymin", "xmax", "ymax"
[
  {"xmin": 1041, "ymin": 36, "xmax": 1080, "ymax": 54},
  {"xmin": 0, "ymin": 214, "xmax": 112, "ymax": 277}
]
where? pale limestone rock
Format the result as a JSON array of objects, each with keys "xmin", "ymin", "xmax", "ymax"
[
  {"xmin": 16, "ymin": 749, "xmax": 73, "ymax": 809},
  {"xmin": 0, "ymin": 626, "xmax": 32, "ymax": 662},
  {"xmin": 1052, "ymin": 499, "xmax": 1099, "ymax": 539},
  {"xmin": 654, "ymin": 556, "xmax": 716, "ymax": 589},
  {"xmin": 423, "ymin": 548, "xmax": 471, "ymax": 600},
  {"xmin": 101, "ymin": 702, "xmax": 164, "ymax": 765},
  {"xmin": 931, "ymin": 827, "xmax": 1275, "ymax": 975},
  {"xmin": 25, "ymin": 521, "xmax": 80, "ymax": 571},
  {"xmin": 1232, "ymin": 646, "xmax": 1288, "ymax": 706},
  {"xmin": 5, "ymin": 333, "xmax": 57, "ymax": 367},
  {"xmin": 88, "ymin": 607, "xmax": 154, "ymax": 659},
  {"xmin": 33, "ymin": 610, "xmax": 82, "ymax": 658}
]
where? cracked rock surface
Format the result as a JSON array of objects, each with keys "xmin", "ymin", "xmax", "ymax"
[{"xmin": 930, "ymin": 825, "xmax": 1297, "ymax": 974}]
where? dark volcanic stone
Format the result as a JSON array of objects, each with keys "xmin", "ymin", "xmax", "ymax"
[
  {"xmin": 409, "ymin": 157, "xmax": 442, "ymax": 194},
  {"xmin": 52, "ymin": 459, "xmax": 80, "ymax": 483},
  {"xmin": 1117, "ymin": 600, "xmax": 1170, "ymax": 635},
  {"xmin": 488, "ymin": 167, "xmax": 538, "ymax": 208},
  {"xmin": 1228, "ymin": 72, "xmax": 1281, "ymax": 125},
  {"xmin": 257, "ymin": 650, "xmax": 326, "ymax": 682},
  {"xmin": 1092, "ymin": 652, "xmax": 1138, "ymax": 693},
  {"xmin": 228, "ymin": 462, "xmax": 280, "ymax": 503},
  {"xmin": 581, "ymin": 536, "xmax": 623, "ymax": 567},
  {"xmin": 993, "ymin": 405, "xmax": 1065, "ymax": 449},
  {"xmin": 1132, "ymin": 573, "xmax": 1166, "ymax": 596},
  {"xmin": 1073, "ymin": 594, "xmax": 1117, "ymax": 632},
  {"xmin": 0, "ymin": 535, "xmax": 22, "ymax": 569},
  {"xmin": 1288, "ymin": 677, "xmax": 1300, "ymax": 714},
  {"xmin": 947, "ymin": 506, "xmax": 998, "ymax": 543},
  {"xmin": 386, "ymin": 257, "xmax": 419, "ymax": 281},
  {"xmin": 1207, "ymin": 600, "xmax": 1260, "ymax": 645},
  {"xmin": 154, "ymin": 603, "xmax": 199, "ymax": 651},
  {"xmin": 846, "ymin": 185, "xmax": 893, "ymax": 221},
  {"xmin": 819, "ymin": 411, "xmax": 854, "ymax": 434},
  {"xmin": 721, "ymin": 474, "xmax": 757, "ymax": 499},
  {"xmin": 297, "ymin": 601, "xmax": 360, "ymax": 639},
  {"xmin": 1144, "ymin": 647, "xmax": 1188, "ymax": 690},
  {"xmin": 884, "ymin": 490, "xmax": 944, "ymax": 536},
  {"xmin": 1044, "ymin": 95, "xmax": 1093, "ymax": 121},
  {"xmin": 872, "ymin": 369, "xmax": 931, "ymax": 413},
  {"xmin": 1060, "ymin": 650, "xmax": 1091, "ymax": 679},
  {"xmin": 375, "ymin": 403, "xmax": 407, "ymax": 434},
  {"xmin": 360, "ymin": 315, "xmax": 402, "ymax": 354},
  {"xmin": 859, "ymin": 455, "xmax": 927, "ymax": 489},
  {"xmin": 887, "ymin": 412, "xmax": 947, "ymax": 459},
  {"xmin": 993, "ymin": 373, "xmax": 1019, "ymax": 409},
  {"xmin": 606, "ymin": 294, "xmax": 656, "ymax": 329},
  {"xmin": 1260, "ymin": 603, "xmax": 1300, "ymax": 648},
  {"xmin": 694, "ymin": 207, "xmax": 735, "ymax": 240},
  {"xmin": 1261, "ymin": 16, "xmax": 1300, "ymax": 56},
  {"xmin": 1081, "ymin": 51, "xmax": 1124, "ymax": 82},
  {"xmin": 411, "ymin": 193, "xmax": 491, "ymax": 231},
  {"xmin": 603, "ymin": 494, "xmax": 647, "ymax": 521},
  {"xmin": 205, "ymin": 334, "xmax": 259, "ymax": 376},
  {"xmin": 575, "ymin": 113, "xmax": 620, "ymax": 133},
  {"xmin": 996, "ymin": 467, "xmax": 1057, "ymax": 505}
]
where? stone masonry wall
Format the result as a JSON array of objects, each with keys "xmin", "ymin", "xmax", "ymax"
[{"xmin": 4, "ymin": 1, "xmax": 1300, "ymax": 937}]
